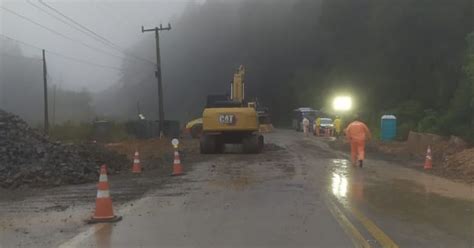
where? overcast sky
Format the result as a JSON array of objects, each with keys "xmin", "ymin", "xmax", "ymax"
[{"xmin": 1, "ymin": 0, "xmax": 200, "ymax": 91}]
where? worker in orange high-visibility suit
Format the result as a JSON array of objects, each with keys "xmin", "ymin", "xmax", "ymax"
[{"xmin": 345, "ymin": 117, "xmax": 371, "ymax": 168}]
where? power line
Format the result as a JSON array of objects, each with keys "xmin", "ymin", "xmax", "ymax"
[
  {"xmin": 38, "ymin": 0, "xmax": 116, "ymax": 49},
  {"xmin": 47, "ymin": 50, "xmax": 123, "ymax": 71},
  {"xmin": 1, "ymin": 34, "xmax": 156, "ymax": 110},
  {"xmin": 0, "ymin": 34, "xmax": 123, "ymax": 71},
  {"xmin": 37, "ymin": 0, "xmax": 156, "ymax": 66},
  {"xmin": 0, "ymin": 6, "xmax": 145, "ymax": 66},
  {"xmin": 35, "ymin": 0, "xmax": 155, "ymax": 66},
  {"xmin": 26, "ymin": 0, "xmax": 111, "ymax": 50}
]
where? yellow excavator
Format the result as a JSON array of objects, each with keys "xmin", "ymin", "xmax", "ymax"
[{"xmin": 200, "ymin": 65, "xmax": 264, "ymax": 154}]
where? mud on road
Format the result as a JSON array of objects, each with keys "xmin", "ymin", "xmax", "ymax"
[
  {"xmin": 0, "ymin": 138, "xmax": 203, "ymax": 248},
  {"xmin": 1, "ymin": 130, "xmax": 473, "ymax": 248},
  {"xmin": 61, "ymin": 130, "xmax": 473, "ymax": 248},
  {"xmin": 0, "ymin": 137, "xmax": 290, "ymax": 248}
]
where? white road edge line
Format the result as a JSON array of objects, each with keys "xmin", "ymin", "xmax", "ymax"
[{"xmin": 58, "ymin": 196, "xmax": 151, "ymax": 248}]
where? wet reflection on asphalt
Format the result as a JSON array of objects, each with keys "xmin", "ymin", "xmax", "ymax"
[
  {"xmin": 57, "ymin": 130, "xmax": 472, "ymax": 248},
  {"xmin": 94, "ymin": 224, "xmax": 112, "ymax": 248},
  {"xmin": 327, "ymin": 153, "xmax": 473, "ymax": 247}
]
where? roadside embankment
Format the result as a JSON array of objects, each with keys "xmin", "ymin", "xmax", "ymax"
[
  {"xmin": 327, "ymin": 131, "xmax": 473, "ymax": 183},
  {"xmin": 0, "ymin": 109, "xmax": 131, "ymax": 188},
  {"xmin": 0, "ymin": 108, "xmax": 205, "ymax": 189}
]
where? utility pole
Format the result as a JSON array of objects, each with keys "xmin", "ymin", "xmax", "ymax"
[
  {"xmin": 52, "ymin": 84, "xmax": 56, "ymax": 127},
  {"xmin": 42, "ymin": 49, "xmax": 49, "ymax": 134},
  {"xmin": 141, "ymin": 23, "xmax": 171, "ymax": 138}
]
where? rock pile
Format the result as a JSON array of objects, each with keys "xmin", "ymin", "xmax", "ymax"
[{"xmin": 0, "ymin": 109, "xmax": 129, "ymax": 188}]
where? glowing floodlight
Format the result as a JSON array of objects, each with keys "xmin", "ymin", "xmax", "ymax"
[{"xmin": 333, "ymin": 96, "xmax": 353, "ymax": 112}]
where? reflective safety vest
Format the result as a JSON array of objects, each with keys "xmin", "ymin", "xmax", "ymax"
[{"xmin": 333, "ymin": 118, "xmax": 342, "ymax": 132}]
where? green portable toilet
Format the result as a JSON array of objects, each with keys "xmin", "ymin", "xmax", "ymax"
[{"xmin": 381, "ymin": 115, "xmax": 397, "ymax": 141}]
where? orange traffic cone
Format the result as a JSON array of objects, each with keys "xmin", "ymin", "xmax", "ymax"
[
  {"xmin": 424, "ymin": 146, "xmax": 433, "ymax": 170},
  {"xmin": 171, "ymin": 150, "xmax": 184, "ymax": 176},
  {"xmin": 88, "ymin": 165, "xmax": 122, "ymax": 223},
  {"xmin": 132, "ymin": 151, "xmax": 142, "ymax": 173}
]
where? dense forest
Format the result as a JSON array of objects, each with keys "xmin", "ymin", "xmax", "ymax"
[
  {"xmin": 2, "ymin": 0, "xmax": 473, "ymax": 142},
  {"xmin": 98, "ymin": 0, "xmax": 473, "ymax": 141}
]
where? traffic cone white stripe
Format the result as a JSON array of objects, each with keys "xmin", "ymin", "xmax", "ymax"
[
  {"xmin": 174, "ymin": 151, "xmax": 181, "ymax": 164},
  {"xmin": 99, "ymin": 174, "xmax": 108, "ymax": 182},
  {"xmin": 171, "ymin": 147, "xmax": 184, "ymax": 176},
  {"xmin": 97, "ymin": 190, "xmax": 110, "ymax": 198},
  {"xmin": 134, "ymin": 152, "xmax": 139, "ymax": 156},
  {"xmin": 133, "ymin": 159, "xmax": 140, "ymax": 163}
]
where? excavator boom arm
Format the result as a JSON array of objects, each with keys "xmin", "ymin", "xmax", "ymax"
[{"xmin": 231, "ymin": 65, "xmax": 245, "ymax": 102}]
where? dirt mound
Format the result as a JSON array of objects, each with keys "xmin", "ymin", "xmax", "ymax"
[
  {"xmin": 407, "ymin": 131, "xmax": 468, "ymax": 160},
  {"xmin": 0, "ymin": 109, "xmax": 129, "ymax": 188},
  {"xmin": 372, "ymin": 131, "xmax": 472, "ymax": 183},
  {"xmin": 104, "ymin": 138, "xmax": 200, "ymax": 170},
  {"xmin": 105, "ymin": 139, "xmax": 175, "ymax": 161},
  {"xmin": 443, "ymin": 148, "xmax": 474, "ymax": 182}
]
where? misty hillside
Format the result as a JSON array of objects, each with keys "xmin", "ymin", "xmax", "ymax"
[
  {"xmin": 96, "ymin": 0, "xmax": 473, "ymax": 140},
  {"xmin": 1, "ymin": 0, "xmax": 473, "ymax": 141},
  {"xmin": 0, "ymin": 40, "xmax": 94, "ymax": 124}
]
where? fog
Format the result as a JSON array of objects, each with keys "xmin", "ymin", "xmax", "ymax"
[
  {"xmin": 0, "ymin": 0, "xmax": 196, "ymax": 123},
  {"xmin": 1, "ymin": 0, "xmax": 473, "ymax": 142},
  {"xmin": 1, "ymin": 0, "xmax": 191, "ymax": 91}
]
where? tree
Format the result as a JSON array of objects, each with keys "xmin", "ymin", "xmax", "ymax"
[{"xmin": 99, "ymin": 0, "xmax": 474, "ymax": 141}]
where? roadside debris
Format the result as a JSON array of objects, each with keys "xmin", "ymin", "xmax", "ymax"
[
  {"xmin": 327, "ymin": 131, "xmax": 473, "ymax": 183},
  {"xmin": 406, "ymin": 131, "xmax": 468, "ymax": 160},
  {"xmin": 0, "ymin": 109, "xmax": 129, "ymax": 188},
  {"xmin": 443, "ymin": 148, "xmax": 474, "ymax": 183}
]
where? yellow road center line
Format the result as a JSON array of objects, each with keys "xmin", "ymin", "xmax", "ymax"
[
  {"xmin": 325, "ymin": 198, "xmax": 372, "ymax": 248},
  {"xmin": 351, "ymin": 207, "xmax": 400, "ymax": 248}
]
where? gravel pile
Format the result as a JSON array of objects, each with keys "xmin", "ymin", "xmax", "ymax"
[{"xmin": 0, "ymin": 109, "xmax": 129, "ymax": 188}]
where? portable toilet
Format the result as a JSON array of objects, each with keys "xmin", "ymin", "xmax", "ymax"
[{"xmin": 381, "ymin": 115, "xmax": 397, "ymax": 141}]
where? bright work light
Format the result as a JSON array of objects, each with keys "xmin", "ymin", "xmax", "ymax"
[{"xmin": 333, "ymin": 96, "xmax": 352, "ymax": 111}]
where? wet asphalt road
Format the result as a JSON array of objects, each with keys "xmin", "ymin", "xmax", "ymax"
[{"xmin": 56, "ymin": 130, "xmax": 473, "ymax": 248}]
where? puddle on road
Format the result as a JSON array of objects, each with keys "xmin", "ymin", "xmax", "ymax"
[
  {"xmin": 327, "ymin": 159, "xmax": 474, "ymax": 243},
  {"xmin": 94, "ymin": 224, "xmax": 113, "ymax": 248},
  {"xmin": 327, "ymin": 159, "xmax": 368, "ymax": 207},
  {"xmin": 363, "ymin": 179, "xmax": 473, "ymax": 241}
]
